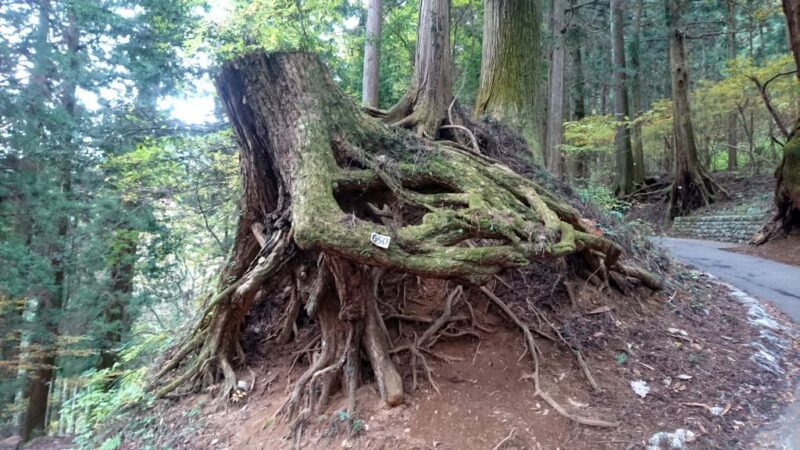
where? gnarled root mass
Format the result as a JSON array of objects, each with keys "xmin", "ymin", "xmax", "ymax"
[
  {"xmin": 152, "ymin": 52, "xmax": 661, "ymax": 435},
  {"xmin": 667, "ymin": 164, "xmax": 727, "ymax": 221},
  {"xmin": 754, "ymin": 120, "xmax": 800, "ymax": 244}
]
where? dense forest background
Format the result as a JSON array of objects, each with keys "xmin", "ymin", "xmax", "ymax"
[{"xmin": 0, "ymin": 0, "xmax": 796, "ymax": 444}]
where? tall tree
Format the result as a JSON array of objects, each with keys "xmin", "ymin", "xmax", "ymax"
[
  {"xmin": 20, "ymin": 2, "xmax": 78, "ymax": 440},
  {"xmin": 726, "ymin": 0, "xmax": 738, "ymax": 171},
  {"xmin": 611, "ymin": 0, "xmax": 634, "ymax": 195},
  {"xmin": 384, "ymin": 0, "xmax": 454, "ymax": 136},
  {"xmin": 361, "ymin": 0, "xmax": 382, "ymax": 108},
  {"xmin": 756, "ymin": 0, "xmax": 800, "ymax": 241},
  {"xmin": 629, "ymin": 0, "xmax": 646, "ymax": 185},
  {"xmin": 545, "ymin": 0, "xmax": 567, "ymax": 177},
  {"xmin": 665, "ymin": 0, "xmax": 722, "ymax": 219},
  {"xmin": 474, "ymin": 0, "xmax": 543, "ymax": 149}
]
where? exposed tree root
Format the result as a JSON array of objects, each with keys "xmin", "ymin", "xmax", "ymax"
[
  {"xmin": 151, "ymin": 53, "xmax": 659, "ymax": 443},
  {"xmin": 153, "ymin": 229, "xmax": 294, "ymax": 400},
  {"xmin": 480, "ymin": 286, "xmax": 619, "ymax": 428},
  {"xmin": 667, "ymin": 165, "xmax": 728, "ymax": 220}
]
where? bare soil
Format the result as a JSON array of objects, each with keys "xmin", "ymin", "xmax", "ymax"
[
  {"xmin": 728, "ymin": 233, "xmax": 800, "ymax": 268},
  {"xmin": 115, "ymin": 268, "xmax": 798, "ymax": 450}
]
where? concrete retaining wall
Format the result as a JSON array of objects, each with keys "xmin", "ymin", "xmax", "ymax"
[{"xmin": 671, "ymin": 215, "xmax": 765, "ymax": 243}]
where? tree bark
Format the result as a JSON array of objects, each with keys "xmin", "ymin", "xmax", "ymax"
[
  {"xmin": 611, "ymin": 0, "xmax": 634, "ymax": 195},
  {"xmin": 474, "ymin": 0, "xmax": 543, "ymax": 150},
  {"xmin": 545, "ymin": 0, "xmax": 567, "ymax": 177},
  {"xmin": 361, "ymin": 0, "xmax": 382, "ymax": 108},
  {"xmin": 665, "ymin": 0, "xmax": 721, "ymax": 220},
  {"xmin": 570, "ymin": 29, "xmax": 586, "ymax": 121},
  {"xmin": 154, "ymin": 52, "xmax": 660, "ymax": 419},
  {"xmin": 97, "ymin": 225, "xmax": 138, "ymax": 371},
  {"xmin": 384, "ymin": 0, "xmax": 454, "ymax": 137},
  {"xmin": 629, "ymin": 0, "xmax": 645, "ymax": 185},
  {"xmin": 754, "ymin": 0, "xmax": 800, "ymax": 242},
  {"xmin": 726, "ymin": 0, "xmax": 738, "ymax": 171}
]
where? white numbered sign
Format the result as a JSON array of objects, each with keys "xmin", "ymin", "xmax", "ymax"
[{"xmin": 370, "ymin": 232, "xmax": 391, "ymax": 249}]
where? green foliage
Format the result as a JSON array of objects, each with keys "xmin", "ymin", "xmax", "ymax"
[
  {"xmin": 98, "ymin": 434, "xmax": 122, "ymax": 450},
  {"xmin": 576, "ymin": 183, "xmax": 631, "ymax": 216},
  {"xmin": 62, "ymin": 331, "xmax": 173, "ymax": 448},
  {"xmin": 562, "ymin": 114, "xmax": 616, "ymax": 155}
]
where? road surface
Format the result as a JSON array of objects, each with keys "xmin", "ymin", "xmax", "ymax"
[
  {"xmin": 654, "ymin": 237, "xmax": 799, "ymax": 449},
  {"xmin": 653, "ymin": 237, "xmax": 800, "ymax": 322}
]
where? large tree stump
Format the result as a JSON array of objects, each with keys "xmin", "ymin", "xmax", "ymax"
[{"xmin": 153, "ymin": 52, "xmax": 659, "ymax": 422}]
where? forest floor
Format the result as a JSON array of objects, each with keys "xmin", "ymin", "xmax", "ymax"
[
  {"xmin": 729, "ymin": 233, "xmax": 800, "ymax": 268},
  {"xmin": 626, "ymin": 172, "xmax": 774, "ymax": 234},
  {"xmin": 100, "ymin": 265, "xmax": 799, "ymax": 450}
]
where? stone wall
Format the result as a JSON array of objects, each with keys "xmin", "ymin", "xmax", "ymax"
[{"xmin": 671, "ymin": 215, "xmax": 765, "ymax": 243}]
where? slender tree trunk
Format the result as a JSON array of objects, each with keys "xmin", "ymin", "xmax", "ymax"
[
  {"xmin": 665, "ymin": 0, "xmax": 721, "ymax": 220},
  {"xmin": 571, "ymin": 31, "xmax": 586, "ymax": 121},
  {"xmin": 611, "ymin": 0, "xmax": 634, "ymax": 195},
  {"xmin": 97, "ymin": 225, "xmax": 138, "ymax": 371},
  {"xmin": 600, "ymin": 83, "xmax": 608, "ymax": 115},
  {"xmin": 545, "ymin": 0, "xmax": 566, "ymax": 177},
  {"xmin": 474, "ymin": 0, "xmax": 543, "ymax": 150},
  {"xmin": 727, "ymin": 0, "xmax": 738, "ymax": 171},
  {"xmin": 630, "ymin": 0, "xmax": 646, "ymax": 185},
  {"xmin": 21, "ymin": 5, "xmax": 78, "ymax": 441},
  {"xmin": 570, "ymin": 30, "xmax": 589, "ymax": 181},
  {"xmin": 361, "ymin": 0, "xmax": 382, "ymax": 108},
  {"xmin": 384, "ymin": 0, "xmax": 454, "ymax": 137}
]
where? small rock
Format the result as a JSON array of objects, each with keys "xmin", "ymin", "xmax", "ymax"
[{"xmin": 630, "ymin": 379, "xmax": 650, "ymax": 398}]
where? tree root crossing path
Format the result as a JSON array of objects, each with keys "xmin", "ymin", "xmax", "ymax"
[{"xmin": 654, "ymin": 237, "xmax": 800, "ymax": 322}]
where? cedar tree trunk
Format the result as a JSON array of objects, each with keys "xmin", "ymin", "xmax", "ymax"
[
  {"xmin": 545, "ymin": 0, "xmax": 566, "ymax": 177},
  {"xmin": 384, "ymin": 0, "xmax": 454, "ymax": 137},
  {"xmin": 361, "ymin": 0, "xmax": 382, "ymax": 108},
  {"xmin": 611, "ymin": 0, "xmax": 634, "ymax": 195},
  {"xmin": 474, "ymin": 0, "xmax": 542, "ymax": 149},
  {"xmin": 665, "ymin": 0, "xmax": 722, "ymax": 220},
  {"xmin": 630, "ymin": 0, "xmax": 646, "ymax": 185},
  {"xmin": 726, "ymin": 0, "xmax": 738, "ymax": 171},
  {"xmin": 21, "ymin": 2, "xmax": 75, "ymax": 441}
]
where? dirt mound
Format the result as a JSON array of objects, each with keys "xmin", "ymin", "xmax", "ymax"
[{"xmin": 111, "ymin": 268, "xmax": 797, "ymax": 450}]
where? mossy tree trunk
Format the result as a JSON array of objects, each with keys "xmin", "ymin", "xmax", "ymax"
[
  {"xmin": 755, "ymin": 0, "xmax": 800, "ymax": 241},
  {"xmin": 474, "ymin": 0, "xmax": 542, "ymax": 150},
  {"xmin": 665, "ymin": 0, "xmax": 722, "ymax": 220}
]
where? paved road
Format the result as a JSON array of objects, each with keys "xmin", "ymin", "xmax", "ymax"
[
  {"xmin": 653, "ymin": 237, "xmax": 800, "ymax": 322},
  {"xmin": 654, "ymin": 237, "xmax": 799, "ymax": 449}
]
